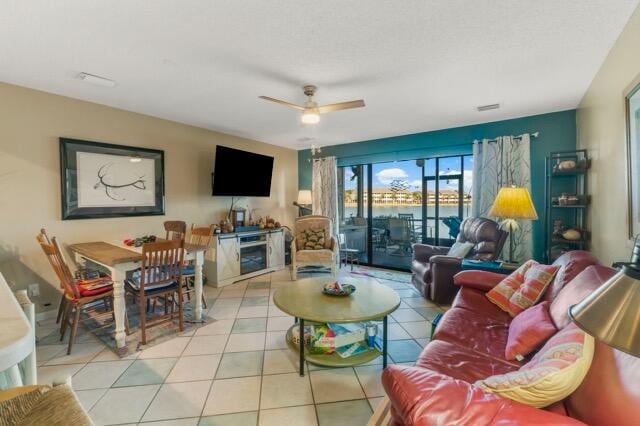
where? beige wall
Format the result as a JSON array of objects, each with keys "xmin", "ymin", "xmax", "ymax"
[
  {"xmin": 0, "ymin": 82, "xmax": 298, "ymax": 312},
  {"xmin": 577, "ymin": 5, "xmax": 640, "ymax": 265}
]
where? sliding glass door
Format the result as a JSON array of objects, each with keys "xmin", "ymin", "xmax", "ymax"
[{"xmin": 337, "ymin": 154, "xmax": 472, "ymax": 271}]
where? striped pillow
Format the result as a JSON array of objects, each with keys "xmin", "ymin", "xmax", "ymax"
[
  {"xmin": 486, "ymin": 261, "xmax": 558, "ymax": 317},
  {"xmin": 508, "ymin": 264, "xmax": 559, "ymax": 316},
  {"xmin": 476, "ymin": 324, "xmax": 594, "ymax": 408},
  {"xmin": 486, "ymin": 260, "xmax": 537, "ymax": 314}
]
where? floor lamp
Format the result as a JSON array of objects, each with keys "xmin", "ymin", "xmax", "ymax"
[
  {"xmin": 488, "ymin": 186, "xmax": 538, "ymax": 263},
  {"xmin": 293, "ymin": 190, "xmax": 313, "ymax": 217}
]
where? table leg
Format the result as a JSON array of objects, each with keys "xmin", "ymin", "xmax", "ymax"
[
  {"xmin": 110, "ymin": 267, "xmax": 128, "ymax": 356},
  {"xmin": 299, "ymin": 318, "xmax": 305, "ymax": 376},
  {"xmin": 383, "ymin": 316, "xmax": 388, "ymax": 368},
  {"xmin": 192, "ymin": 251, "xmax": 204, "ymax": 322}
]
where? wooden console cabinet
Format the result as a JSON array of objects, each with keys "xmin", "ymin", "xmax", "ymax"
[{"xmin": 206, "ymin": 228, "xmax": 286, "ymax": 287}]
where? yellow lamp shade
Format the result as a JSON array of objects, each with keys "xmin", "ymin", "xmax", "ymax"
[
  {"xmin": 488, "ymin": 186, "xmax": 538, "ymax": 220},
  {"xmin": 297, "ymin": 190, "xmax": 313, "ymax": 205}
]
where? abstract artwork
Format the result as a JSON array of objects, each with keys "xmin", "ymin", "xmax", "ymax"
[{"xmin": 60, "ymin": 138, "xmax": 164, "ymax": 219}]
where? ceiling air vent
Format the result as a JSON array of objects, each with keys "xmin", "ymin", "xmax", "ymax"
[{"xmin": 477, "ymin": 103, "xmax": 500, "ymax": 112}]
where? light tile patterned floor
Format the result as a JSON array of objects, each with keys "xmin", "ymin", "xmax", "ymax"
[{"xmin": 35, "ymin": 266, "xmax": 446, "ymax": 425}]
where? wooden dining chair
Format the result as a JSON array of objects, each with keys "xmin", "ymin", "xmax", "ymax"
[
  {"xmin": 181, "ymin": 224, "xmax": 215, "ymax": 308},
  {"xmin": 37, "ymin": 235, "xmax": 116, "ymax": 354},
  {"xmin": 36, "ymin": 229, "xmax": 66, "ymax": 324},
  {"xmin": 125, "ymin": 239, "xmax": 185, "ymax": 345},
  {"xmin": 164, "ymin": 221, "xmax": 187, "ymax": 241}
]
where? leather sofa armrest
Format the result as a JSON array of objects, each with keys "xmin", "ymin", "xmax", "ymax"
[
  {"xmin": 413, "ymin": 244, "xmax": 449, "ymax": 263},
  {"xmin": 453, "ymin": 270, "xmax": 508, "ymax": 292},
  {"xmin": 382, "ymin": 365, "xmax": 585, "ymax": 426}
]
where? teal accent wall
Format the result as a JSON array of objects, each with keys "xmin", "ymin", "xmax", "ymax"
[{"xmin": 298, "ymin": 109, "xmax": 577, "ymax": 261}]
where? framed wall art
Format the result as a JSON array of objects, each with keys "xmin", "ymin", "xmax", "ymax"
[
  {"xmin": 60, "ymin": 138, "xmax": 165, "ymax": 220},
  {"xmin": 626, "ymin": 82, "xmax": 640, "ymax": 238}
]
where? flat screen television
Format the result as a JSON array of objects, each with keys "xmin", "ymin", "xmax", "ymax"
[{"xmin": 212, "ymin": 145, "xmax": 274, "ymax": 197}]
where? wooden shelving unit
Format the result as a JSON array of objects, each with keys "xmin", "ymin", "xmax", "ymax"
[{"xmin": 544, "ymin": 150, "xmax": 590, "ymax": 263}]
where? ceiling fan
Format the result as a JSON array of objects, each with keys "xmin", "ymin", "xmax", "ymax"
[{"xmin": 259, "ymin": 85, "xmax": 365, "ymax": 124}]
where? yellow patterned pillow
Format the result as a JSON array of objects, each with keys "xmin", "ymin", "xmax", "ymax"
[{"xmin": 476, "ymin": 324, "xmax": 594, "ymax": 408}]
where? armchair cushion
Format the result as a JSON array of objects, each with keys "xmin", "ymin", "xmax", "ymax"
[
  {"xmin": 295, "ymin": 249, "xmax": 334, "ymax": 263},
  {"xmin": 447, "ymin": 241, "xmax": 474, "ymax": 257},
  {"xmin": 382, "ymin": 366, "xmax": 585, "ymax": 426}
]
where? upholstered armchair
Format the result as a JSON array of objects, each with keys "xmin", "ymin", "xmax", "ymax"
[
  {"xmin": 411, "ymin": 217, "xmax": 508, "ymax": 304},
  {"xmin": 291, "ymin": 215, "xmax": 338, "ymax": 279}
]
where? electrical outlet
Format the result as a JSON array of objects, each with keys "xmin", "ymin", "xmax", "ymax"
[{"xmin": 28, "ymin": 283, "xmax": 40, "ymax": 297}]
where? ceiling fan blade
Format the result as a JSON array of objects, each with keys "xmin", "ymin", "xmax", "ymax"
[
  {"xmin": 259, "ymin": 96, "xmax": 304, "ymax": 111},
  {"xmin": 317, "ymin": 100, "xmax": 365, "ymax": 114}
]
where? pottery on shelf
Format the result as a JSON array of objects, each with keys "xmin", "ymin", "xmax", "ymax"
[{"xmin": 562, "ymin": 228, "xmax": 582, "ymax": 241}]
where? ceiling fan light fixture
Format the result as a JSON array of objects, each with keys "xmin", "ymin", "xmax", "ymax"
[{"xmin": 301, "ymin": 110, "xmax": 320, "ymax": 124}]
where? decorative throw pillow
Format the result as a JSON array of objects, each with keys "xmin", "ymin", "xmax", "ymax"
[
  {"xmin": 505, "ymin": 301, "xmax": 557, "ymax": 361},
  {"xmin": 301, "ymin": 228, "xmax": 326, "ymax": 250},
  {"xmin": 486, "ymin": 261, "xmax": 559, "ymax": 316},
  {"xmin": 508, "ymin": 264, "xmax": 559, "ymax": 316},
  {"xmin": 477, "ymin": 324, "xmax": 594, "ymax": 408},
  {"xmin": 486, "ymin": 260, "xmax": 537, "ymax": 313},
  {"xmin": 447, "ymin": 242, "xmax": 474, "ymax": 258}
]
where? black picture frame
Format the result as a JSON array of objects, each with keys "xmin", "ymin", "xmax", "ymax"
[{"xmin": 60, "ymin": 138, "xmax": 165, "ymax": 220}]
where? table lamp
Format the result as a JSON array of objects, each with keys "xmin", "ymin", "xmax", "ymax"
[
  {"xmin": 293, "ymin": 190, "xmax": 313, "ymax": 216},
  {"xmin": 569, "ymin": 265, "xmax": 640, "ymax": 356},
  {"xmin": 487, "ymin": 186, "xmax": 538, "ymax": 263}
]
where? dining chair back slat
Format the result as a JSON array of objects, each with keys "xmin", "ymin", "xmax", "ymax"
[
  {"xmin": 164, "ymin": 221, "xmax": 187, "ymax": 242},
  {"xmin": 188, "ymin": 224, "xmax": 215, "ymax": 248}
]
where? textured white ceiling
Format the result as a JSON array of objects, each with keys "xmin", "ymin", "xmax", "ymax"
[{"xmin": 1, "ymin": 1, "xmax": 638, "ymax": 149}]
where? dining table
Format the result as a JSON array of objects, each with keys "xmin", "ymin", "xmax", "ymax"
[{"xmin": 68, "ymin": 239, "xmax": 208, "ymax": 355}]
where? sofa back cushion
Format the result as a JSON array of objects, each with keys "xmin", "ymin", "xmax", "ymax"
[
  {"xmin": 549, "ymin": 265, "xmax": 617, "ymax": 329},
  {"xmin": 456, "ymin": 217, "xmax": 507, "ymax": 260},
  {"xmin": 544, "ymin": 251, "xmax": 600, "ymax": 303}
]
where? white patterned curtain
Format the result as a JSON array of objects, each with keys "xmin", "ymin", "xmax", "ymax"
[
  {"xmin": 472, "ymin": 135, "xmax": 533, "ymax": 262},
  {"xmin": 312, "ymin": 156, "xmax": 339, "ymax": 238}
]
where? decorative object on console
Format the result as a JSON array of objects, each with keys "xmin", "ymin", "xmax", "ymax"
[
  {"xmin": 477, "ymin": 324, "xmax": 594, "ymax": 408},
  {"xmin": 569, "ymin": 264, "xmax": 640, "ymax": 356},
  {"xmin": 60, "ymin": 138, "xmax": 165, "ymax": 220},
  {"xmin": 488, "ymin": 186, "xmax": 539, "ymax": 263},
  {"xmin": 230, "ymin": 207, "xmax": 246, "ymax": 229}
]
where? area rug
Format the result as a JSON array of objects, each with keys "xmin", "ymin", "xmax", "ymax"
[{"xmin": 350, "ymin": 268, "xmax": 412, "ymax": 284}]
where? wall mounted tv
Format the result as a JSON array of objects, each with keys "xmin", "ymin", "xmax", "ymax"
[{"xmin": 212, "ymin": 145, "xmax": 274, "ymax": 197}]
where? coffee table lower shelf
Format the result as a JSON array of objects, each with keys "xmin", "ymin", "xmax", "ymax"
[{"xmin": 285, "ymin": 324, "xmax": 382, "ymax": 368}]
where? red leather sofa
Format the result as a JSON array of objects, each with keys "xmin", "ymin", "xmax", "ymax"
[{"xmin": 382, "ymin": 251, "xmax": 640, "ymax": 425}]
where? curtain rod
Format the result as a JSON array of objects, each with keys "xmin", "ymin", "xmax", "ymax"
[
  {"xmin": 308, "ymin": 132, "xmax": 540, "ymax": 163},
  {"xmin": 473, "ymin": 131, "xmax": 539, "ymax": 144}
]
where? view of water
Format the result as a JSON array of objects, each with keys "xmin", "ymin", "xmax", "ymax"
[{"xmin": 343, "ymin": 204, "xmax": 472, "ymax": 237}]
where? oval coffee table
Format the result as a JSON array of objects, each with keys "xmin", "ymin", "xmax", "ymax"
[{"xmin": 273, "ymin": 276, "xmax": 401, "ymax": 376}]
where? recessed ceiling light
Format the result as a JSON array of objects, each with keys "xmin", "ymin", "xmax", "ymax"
[
  {"xmin": 76, "ymin": 72, "xmax": 116, "ymax": 87},
  {"xmin": 477, "ymin": 103, "xmax": 500, "ymax": 112}
]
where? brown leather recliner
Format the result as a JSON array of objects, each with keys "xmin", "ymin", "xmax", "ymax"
[{"xmin": 411, "ymin": 217, "xmax": 508, "ymax": 304}]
